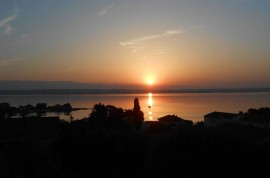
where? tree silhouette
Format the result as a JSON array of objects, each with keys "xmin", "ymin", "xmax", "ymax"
[
  {"xmin": 106, "ymin": 105, "xmax": 124, "ymax": 128},
  {"xmin": 63, "ymin": 103, "xmax": 72, "ymax": 111},
  {"xmin": 90, "ymin": 103, "xmax": 108, "ymax": 126},
  {"xmin": 89, "ymin": 103, "xmax": 125, "ymax": 129},
  {"xmin": 133, "ymin": 98, "xmax": 144, "ymax": 130}
]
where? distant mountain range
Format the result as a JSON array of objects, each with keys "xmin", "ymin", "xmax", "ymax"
[
  {"xmin": 0, "ymin": 80, "xmax": 270, "ymax": 94},
  {"xmin": 0, "ymin": 80, "xmax": 122, "ymax": 90}
]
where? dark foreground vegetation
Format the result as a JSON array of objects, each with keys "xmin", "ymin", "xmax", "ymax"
[{"xmin": 1, "ymin": 101, "xmax": 270, "ymax": 178}]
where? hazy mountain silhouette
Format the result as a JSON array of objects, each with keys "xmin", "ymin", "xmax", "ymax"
[
  {"xmin": 0, "ymin": 80, "xmax": 143, "ymax": 90},
  {"xmin": 0, "ymin": 80, "xmax": 270, "ymax": 94}
]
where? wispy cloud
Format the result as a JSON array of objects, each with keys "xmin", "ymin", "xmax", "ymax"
[
  {"xmin": 120, "ymin": 30, "xmax": 182, "ymax": 52},
  {"xmin": 19, "ymin": 34, "xmax": 29, "ymax": 42},
  {"xmin": 0, "ymin": 57, "xmax": 21, "ymax": 66},
  {"xmin": 0, "ymin": 8, "xmax": 19, "ymax": 35},
  {"xmin": 98, "ymin": 4, "xmax": 114, "ymax": 17},
  {"xmin": 22, "ymin": 34, "xmax": 28, "ymax": 39}
]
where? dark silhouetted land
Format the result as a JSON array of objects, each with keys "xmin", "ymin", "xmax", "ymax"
[{"xmin": 1, "ymin": 101, "xmax": 270, "ymax": 177}]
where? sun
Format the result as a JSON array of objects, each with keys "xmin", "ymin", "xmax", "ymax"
[
  {"xmin": 144, "ymin": 75, "xmax": 156, "ymax": 86},
  {"xmin": 147, "ymin": 79, "xmax": 154, "ymax": 85}
]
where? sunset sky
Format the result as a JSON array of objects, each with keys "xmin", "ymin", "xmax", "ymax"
[{"xmin": 1, "ymin": 0, "xmax": 270, "ymax": 89}]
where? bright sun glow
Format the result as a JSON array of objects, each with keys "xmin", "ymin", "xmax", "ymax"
[{"xmin": 147, "ymin": 79, "xmax": 154, "ymax": 85}]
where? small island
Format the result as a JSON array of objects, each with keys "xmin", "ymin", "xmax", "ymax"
[{"xmin": 0, "ymin": 102, "xmax": 88, "ymax": 119}]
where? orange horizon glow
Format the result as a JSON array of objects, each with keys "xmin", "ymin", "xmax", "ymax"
[{"xmin": 1, "ymin": 1, "xmax": 270, "ymax": 89}]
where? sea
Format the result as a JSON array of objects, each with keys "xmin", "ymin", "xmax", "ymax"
[{"xmin": 1, "ymin": 92, "xmax": 270, "ymax": 122}]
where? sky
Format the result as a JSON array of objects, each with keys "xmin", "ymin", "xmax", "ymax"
[{"xmin": 0, "ymin": 0, "xmax": 270, "ymax": 89}]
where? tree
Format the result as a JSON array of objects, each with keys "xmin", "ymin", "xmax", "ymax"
[
  {"xmin": 90, "ymin": 103, "xmax": 108, "ymax": 126},
  {"xmin": 63, "ymin": 103, "xmax": 72, "ymax": 111},
  {"xmin": 133, "ymin": 98, "xmax": 144, "ymax": 130}
]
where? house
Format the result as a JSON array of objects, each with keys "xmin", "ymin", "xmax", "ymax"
[
  {"xmin": 158, "ymin": 115, "xmax": 193, "ymax": 127},
  {"xmin": 204, "ymin": 111, "xmax": 239, "ymax": 127}
]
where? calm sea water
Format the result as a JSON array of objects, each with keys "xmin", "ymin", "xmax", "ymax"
[{"xmin": 1, "ymin": 92, "xmax": 270, "ymax": 122}]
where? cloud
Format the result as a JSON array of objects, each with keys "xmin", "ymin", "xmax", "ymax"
[
  {"xmin": 98, "ymin": 4, "xmax": 114, "ymax": 17},
  {"xmin": 0, "ymin": 8, "xmax": 19, "ymax": 35},
  {"xmin": 0, "ymin": 57, "xmax": 21, "ymax": 66},
  {"xmin": 119, "ymin": 30, "xmax": 182, "ymax": 52},
  {"xmin": 15, "ymin": 34, "xmax": 30, "ymax": 44},
  {"xmin": 22, "ymin": 34, "xmax": 28, "ymax": 39}
]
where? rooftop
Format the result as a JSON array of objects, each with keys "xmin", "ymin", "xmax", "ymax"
[
  {"xmin": 158, "ymin": 115, "xmax": 193, "ymax": 125},
  {"xmin": 204, "ymin": 111, "xmax": 238, "ymax": 119}
]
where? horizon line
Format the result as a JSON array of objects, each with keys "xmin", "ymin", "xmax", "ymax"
[{"xmin": 0, "ymin": 88, "xmax": 270, "ymax": 95}]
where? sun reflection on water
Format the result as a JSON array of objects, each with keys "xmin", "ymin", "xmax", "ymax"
[{"xmin": 148, "ymin": 93, "xmax": 153, "ymax": 120}]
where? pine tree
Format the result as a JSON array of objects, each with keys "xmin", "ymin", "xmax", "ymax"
[{"xmin": 134, "ymin": 98, "xmax": 144, "ymax": 130}]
